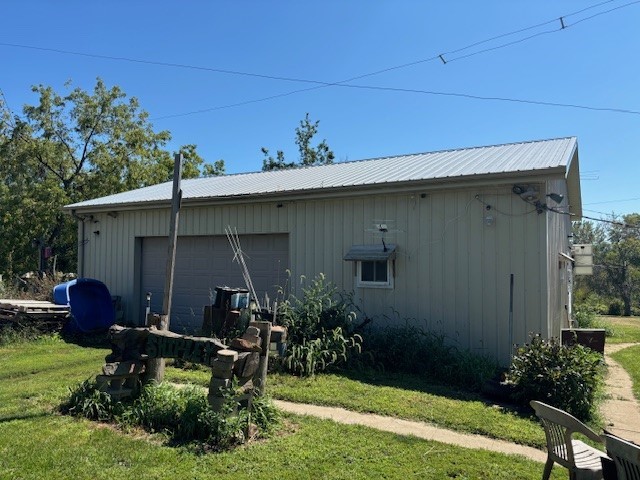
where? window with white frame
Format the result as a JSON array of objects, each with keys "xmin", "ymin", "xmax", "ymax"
[{"xmin": 344, "ymin": 244, "xmax": 396, "ymax": 289}]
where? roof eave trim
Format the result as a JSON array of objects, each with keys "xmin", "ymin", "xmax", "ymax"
[{"xmin": 63, "ymin": 166, "xmax": 568, "ymax": 214}]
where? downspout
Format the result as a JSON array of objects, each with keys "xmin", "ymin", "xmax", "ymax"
[{"xmin": 71, "ymin": 209, "xmax": 86, "ymax": 278}]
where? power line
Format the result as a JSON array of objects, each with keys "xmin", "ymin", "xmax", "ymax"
[
  {"xmin": 1, "ymin": 0, "xmax": 638, "ymax": 121},
  {"xmin": 152, "ymin": 0, "xmax": 640, "ymax": 119},
  {"xmin": 0, "ymin": 42, "xmax": 325, "ymax": 87},
  {"xmin": 574, "ymin": 214, "xmax": 640, "ymax": 230},
  {"xmin": 334, "ymin": 83, "xmax": 640, "ymax": 116},
  {"xmin": 0, "ymin": 1, "xmax": 625, "ymax": 85},
  {"xmin": 444, "ymin": 0, "xmax": 640, "ymax": 63},
  {"xmin": 584, "ymin": 196, "xmax": 640, "ymax": 206},
  {"xmin": 570, "ymin": 0, "xmax": 640, "ymax": 27},
  {"xmin": 153, "ymin": 80, "xmax": 640, "ymax": 120},
  {"xmin": 583, "ymin": 208, "xmax": 629, "ymax": 217}
]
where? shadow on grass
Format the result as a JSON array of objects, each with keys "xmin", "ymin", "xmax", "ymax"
[
  {"xmin": 0, "ymin": 411, "xmax": 50, "ymax": 423},
  {"xmin": 326, "ymin": 367, "xmax": 533, "ymax": 418},
  {"xmin": 60, "ymin": 329, "xmax": 111, "ymax": 349},
  {"xmin": 337, "ymin": 368, "xmax": 478, "ymax": 400}
]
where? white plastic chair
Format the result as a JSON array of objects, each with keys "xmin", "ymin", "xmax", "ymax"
[
  {"xmin": 604, "ymin": 433, "xmax": 640, "ymax": 480},
  {"xmin": 530, "ymin": 400, "xmax": 608, "ymax": 480}
]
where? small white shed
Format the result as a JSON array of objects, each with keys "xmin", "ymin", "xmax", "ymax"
[{"xmin": 65, "ymin": 137, "xmax": 582, "ymax": 364}]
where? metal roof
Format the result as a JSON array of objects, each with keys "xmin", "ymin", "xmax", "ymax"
[{"xmin": 65, "ymin": 137, "xmax": 578, "ymax": 210}]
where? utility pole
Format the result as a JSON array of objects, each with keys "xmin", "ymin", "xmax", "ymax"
[{"xmin": 145, "ymin": 153, "xmax": 183, "ymax": 384}]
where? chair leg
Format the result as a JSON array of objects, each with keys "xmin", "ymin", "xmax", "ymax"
[{"xmin": 542, "ymin": 458, "xmax": 554, "ymax": 480}]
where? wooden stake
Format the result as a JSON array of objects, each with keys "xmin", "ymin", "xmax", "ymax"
[{"xmin": 145, "ymin": 153, "xmax": 183, "ymax": 384}]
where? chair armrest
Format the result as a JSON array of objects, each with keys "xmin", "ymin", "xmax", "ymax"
[{"xmin": 570, "ymin": 421, "xmax": 604, "ymax": 445}]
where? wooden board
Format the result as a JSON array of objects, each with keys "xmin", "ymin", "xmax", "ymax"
[{"xmin": 0, "ymin": 299, "xmax": 69, "ymax": 321}]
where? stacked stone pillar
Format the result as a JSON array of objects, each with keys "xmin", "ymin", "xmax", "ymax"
[
  {"xmin": 99, "ymin": 324, "xmax": 269, "ymax": 413},
  {"xmin": 96, "ymin": 360, "xmax": 146, "ymax": 400}
]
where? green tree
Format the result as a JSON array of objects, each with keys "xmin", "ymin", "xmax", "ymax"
[
  {"xmin": 601, "ymin": 214, "xmax": 640, "ymax": 316},
  {"xmin": 176, "ymin": 144, "xmax": 225, "ymax": 178},
  {"xmin": 261, "ymin": 113, "xmax": 334, "ymax": 171},
  {"xmin": 572, "ymin": 215, "xmax": 640, "ymax": 316},
  {"xmin": 0, "ymin": 79, "xmax": 215, "ymax": 276}
]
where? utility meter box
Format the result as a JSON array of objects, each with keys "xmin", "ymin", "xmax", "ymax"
[{"xmin": 573, "ymin": 244, "xmax": 593, "ymax": 275}]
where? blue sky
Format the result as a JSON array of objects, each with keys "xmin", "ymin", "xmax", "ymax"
[{"xmin": 2, "ymin": 1, "xmax": 639, "ymax": 218}]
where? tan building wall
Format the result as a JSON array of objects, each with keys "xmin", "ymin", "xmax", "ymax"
[{"xmin": 79, "ymin": 179, "xmax": 571, "ymax": 365}]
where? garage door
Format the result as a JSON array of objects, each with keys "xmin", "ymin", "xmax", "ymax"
[{"xmin": 140, "ymin": 234, "xmax": 289, "ymax": 332}]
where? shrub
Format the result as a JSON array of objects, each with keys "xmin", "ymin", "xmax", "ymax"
[
  {"xmin": 362, "ymin": 323, "xmax": 498, "ymax": 391},
  {"xmin": 573, "ymin": 302, "xmax": 615, "ymax": 337},
  {"xmin": 61, "ymin": 381, "xmax": 280, "ymax": 450},
  {"xmin": 573, "ymin": 303, "xmax": 598, "ymax": 329},
  {"xmin": 506, "ymin": 334, "xmax": 605, "ymax": 421},
  {"xmin": 277, "ymin": 273, "xmax": 362, "ymax": 375},
  {"xmin": 0, "ymin": 324, "xmax": 46, "ymax": 346},
  {"xmin": 608, "ymin": 299, "xmax": 624, "ymax": 316}
]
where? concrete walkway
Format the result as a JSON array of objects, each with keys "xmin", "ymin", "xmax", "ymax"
[
  {"xmin": 273, "ymin": 342, "xmax": 640, "ymax": 463},
  {"xmin": 274, "ymin": 400, "xmax": 547, "ymax": 462},
  {"xmin": 601, "ymin": 343, "xmax": 640, "ymax": 444}
]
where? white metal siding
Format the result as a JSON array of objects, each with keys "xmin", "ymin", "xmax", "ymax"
[
  {"xmin": 79, "ymin": 182, "xmax": 552, "ymax": 365},
  {"xmin": 545, "ymin": 178, "xmax": 573, "ymax": 336}
]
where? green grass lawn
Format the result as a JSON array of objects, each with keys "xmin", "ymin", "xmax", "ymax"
[
  {"xmin": 166, "ymin": 364, "xmax": 546, "ymax": 448},
  {"xmin": 0, "ymin": 336, "xmax": 564, "ymax": 479},
  {"xmin": 0, "ymin": 413, "xmax": 559, "ymax": 480},
  {"xmin": 601, "ymin": 315, "xmax": 640, "ymax": 344}
]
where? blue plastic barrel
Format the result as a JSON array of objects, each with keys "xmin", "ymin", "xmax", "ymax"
[{"xmin": 53, "ymin": 278, "xmax": 115, "ymax": 333}]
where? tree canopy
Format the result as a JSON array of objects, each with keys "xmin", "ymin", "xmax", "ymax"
[
  {"xmin": 0, "ymin": 79, "xmax": 223, "ymax": 276},
  {"xmin": 261, "ymin": 113, "xmax": 334, "ymax": 171},
  {"xmin": 573, "ymin": 214, "xmax": 640, "ymax": 316}
]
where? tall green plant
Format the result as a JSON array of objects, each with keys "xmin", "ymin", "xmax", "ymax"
[{"xmin": 278, "ymin": 273, "xmax": 362, "ymax": 375}]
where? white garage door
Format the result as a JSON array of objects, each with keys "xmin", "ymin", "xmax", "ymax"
[{"xmin": 141, "ymin": 234, "xmax": 289, "ymax": 332}]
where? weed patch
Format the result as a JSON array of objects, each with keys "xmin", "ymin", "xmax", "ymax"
[
  {"xmin": 61, "ymin": 380, "xmax": 280, "ymax": 451},
  {"xmin": 361, "ymin": 323, "xmax": 499, "ymax": 391}
]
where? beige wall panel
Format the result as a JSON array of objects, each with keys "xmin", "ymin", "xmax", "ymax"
[
  {"xmin": 494, "ymin": 191, "xmax": 514, "ymax": 362},
  {"xmin": 507, "ymin": 193, "xmax": 532, "ymax": 348},
  {"xmin": 428, "ymin": 193, "xmax": 445, "ymax": 331},
  {"xmin": 442, "ymin": 192, "xmax": 457, "ymax": 329},
  {"xmin": 78, "ymin": 179, "xmax": 561, "ymax": 364},
  {"xmin": 524, "ymin": 199, "xmax": 546, "ymax": 339},
  {"xmin": 417, "ymin": 194, "xmax": 431, "ymax": 326},
  {"xmin": 467, "ymin": 193, "xmax": 484, "ymax": 354},
  {"xmin": 481, "ymin": 191, "xmax": 498, "ymax": 358},
  {"xmin": 454, "ymin": 191, "xmax": 470, "ymax": 350}
]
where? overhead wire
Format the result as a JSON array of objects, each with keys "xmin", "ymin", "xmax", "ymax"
[
  {"xmin": 583, "ymin": 208, "xmax": 623, "ymax": 217},
  {"xmin": 152, "ymin": 0, "xmax": 640, "ymax": 119},
  {"xmin": 333, "ymin": 84, "xmax": 640, "ymax": 116},
  {"xmin": 584, "ymin": 196, "xmax": 640, "ymax": 206},
  {"xmin": 569, "ymin": 0, "xmax": 640, "ymax": 27},
  {"xmin": 578, "ymin": 214, "xmax": 640, "ymax": 230},
  {"xmin": 508, "ymin": 189, "xmax": 639, "ymax": 229},
  {"xmin": 0, "ymin": 0, "xmax": 638, "ymax": 120}
]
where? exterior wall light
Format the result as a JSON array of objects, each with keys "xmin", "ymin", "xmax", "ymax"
[{"xmin": 546, "ymin": 193, "xmax": 564, "ymax": 204}]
